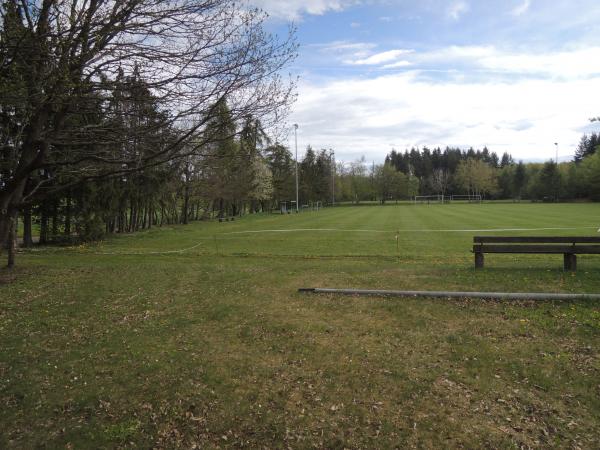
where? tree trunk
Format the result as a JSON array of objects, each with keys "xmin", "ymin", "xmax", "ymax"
[
  {"xmin": 51, "ymin": 200, "xmax": 59, "ymax": 239},
  {"xmin": 39, "ymin": 206, "xmax": 49, "ymax": 245},
  {"xmin": 129, "ymin": 205, "xmax": 135, "ymax": 232},
  {"xmin": 22, "ymin": 207, "xmax": 33, "ymax": 248},
  {"xmin": 141, "ymin": 205, "xmax": 147, "ymax": 229},
  {"xmin": 7, "ymin": 214, "xmax": 16, "ymax": 268},
  {"xmin": 0, "ymin": 178, "xmax": 28, "ymax": 255},
  {"xmin": 0, "ymin": 211, "xmax": 9, "ymax": 254},
  {"xmin": 64, "ymin": 193, "xmax": 72, "ymax": 236},
  {"xmin": 182, "ymin": 183, "xmax": 190, "ymax": 224}
]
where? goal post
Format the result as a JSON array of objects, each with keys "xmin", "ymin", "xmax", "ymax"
[{"xmin": 414, "ymin": 195, "xmax": 445, "ymax": 204}]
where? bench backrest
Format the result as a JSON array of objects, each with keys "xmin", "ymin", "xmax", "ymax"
[{"xmin": 474, "ymin": 236, "xmax": 600, "ymax": 244}]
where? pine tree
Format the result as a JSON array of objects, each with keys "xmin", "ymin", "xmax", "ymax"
[
  {"xmin": 574, "ymin": 133, "xmax": 599, "ymax": 163},
  {"xmin": 265, "ymin": 144, "xmax": 295, "ymax": 207},
  {"xmin": 513, "ymin": 162, "xmax": 527, "ymax": 199}
]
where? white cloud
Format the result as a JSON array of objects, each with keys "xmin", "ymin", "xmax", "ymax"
[
  {"xmin": 314, "ymin": 41, "xmax": 377, "ymax": 62},
  {"xmin": 349, "ymin": 49, "xmax": 415, "ymax": 65},
  {"xmin": 318, "ymin": 41, "xmax": 376, "ymax": 53},
  {"xmin": 353, "ymin": 44, "xmax": 600, "ymax": 79},
  {"xmin": 382, "ymin": 60, "xmax": 413, "ymax": 69},
  {"xmin": 478, "ymin": 47, "xmax": 600, "ymax": 78},
  {"xmin": 288, "ymin": 71, "xmax": 600, "ymax": 162},
  {"xmin": 511, "ymin": 0, "xmax": 531, "ymax": 16},
  {"xmin": 251, "ymin": 0, "xmax": 358, "ymax": 20},
  {"xmin": 422, "ymin": 45, "xmax": 496, "ymax": 60},
  {"xmin": 447, "ymin": 1, "xmax": 469, "ymax": 20},
  {"xmin": 350, "ymin": 21, "xmax": 361, "ymax": 28},
  {"xmin": 316, "ymin": 43, "xmax": 600, "ymax": 78}
]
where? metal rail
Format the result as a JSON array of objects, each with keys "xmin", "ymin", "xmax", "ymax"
[{"xmin": 299, "ymin": 288, "xmax": 600, "ymax": 301}]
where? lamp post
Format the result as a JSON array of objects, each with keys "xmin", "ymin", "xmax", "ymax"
[
  {"xmin": 554, "ymin": 142, "xmax": 559, "ymax": 202},
  {"xmin": 330, "ymin": 149, "xmax": 335, "ymax": 207},
  {"xmin": 294, "ymin": 124, "xmax": 299, "ymax": 213}
]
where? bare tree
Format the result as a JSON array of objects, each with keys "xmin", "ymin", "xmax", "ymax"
[
  {"xmin": 431, "ymin": 168, "xmax": 450, "ymax": 198},
  {"xmin": 0, "ymin": 0, "xmax": 297, "ymax": 264}
]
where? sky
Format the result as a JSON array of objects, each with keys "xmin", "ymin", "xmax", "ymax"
[{"xmin": 252, "ymin": 0, "xmax": 600, "ymax": 163}]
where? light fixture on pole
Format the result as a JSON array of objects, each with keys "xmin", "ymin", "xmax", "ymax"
[
  {"xmin": 294, "ymin": 124, "xmax": 299, "ymax": 213},
  {"xmin": 554, "ymin": 142, "xmax": 558, "ymax": 164}
]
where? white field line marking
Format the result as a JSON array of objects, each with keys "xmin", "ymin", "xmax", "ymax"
[
  {"xmin": 224, "ymin": 228, "xmax": 389, "ymax": 234},
  {"xmin": 24, "ymin": 226, "xmax": 600, "ymax": 257},
  {"xmin": 224, "ymin": 226, "xmax": 599, "ymax": 235},
  {"xmin": 94, "ymin": 241, "xmax": 204, "ymax": 256}
]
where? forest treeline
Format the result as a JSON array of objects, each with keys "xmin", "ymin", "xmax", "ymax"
[
  {"xmin": 18, "ymin": 122, "xmax": 600, "ymax": 249},
  {"xmin": 0, "ymin": 0, "xmax": 297, "ymax": 266},
  {"xmin": 332, "ymin": 133, "xmax": 600, "ymax": 204}
]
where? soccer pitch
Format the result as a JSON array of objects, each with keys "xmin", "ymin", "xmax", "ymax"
[
  {"xmin": 207, "ymin": 202, "xmax": 600, "ymax": 261},
  {"xmin": 1, "ymin": 202, "xmax": 600, "ymax": 447}
]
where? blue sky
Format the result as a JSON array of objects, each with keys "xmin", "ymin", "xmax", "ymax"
[{"xmin": 254, "ymin": 0, "xmax": 600, "ymax": 163}]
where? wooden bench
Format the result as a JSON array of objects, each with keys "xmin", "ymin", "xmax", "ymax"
[
  {"xmin": 218, "ymin": 216, "xmax": 235, "ymax": 223},
  {"xmin": 473, "ymin": 236, "xmax": 600, "ymax": 271}
]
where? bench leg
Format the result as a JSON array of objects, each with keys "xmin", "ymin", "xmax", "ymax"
[
  {"xmin": 564, "ymin": 253, "xmax": 577, "ymax": 271},
  {"xmin": 475, "ymin": 252, "xmax": 484, "ymax": 269}
]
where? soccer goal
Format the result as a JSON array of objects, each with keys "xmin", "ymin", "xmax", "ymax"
[
  {"xmin": 449, "ymin": 194, "xmax": 482, "ymax": 203},
  {"xmin": 414, "ymin": 195, "xmax": 445, "ymax": 204}
]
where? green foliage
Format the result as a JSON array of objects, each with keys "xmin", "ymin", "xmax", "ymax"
[
  {"xmin": 265, "ymin": 143, "xmax": 295, "ymax": 204},
  {"xmin": 336, "ymin": 156, "xmax": 373, "ymax": 204},
  {"xmin": 581, "ymin": 151, "xmax": 600, "ymax": 200},
  {"xmin": 528, "ymin": 161, "xmax": 561, "ymax": 201},
  {"xmin": 199, "ymin": 100, "xmax": 276, "ymax": 215},
  {"xmin": 374, "ymin": 163, "xmax": 408, "ymax": 203},
  {"xmin": 383, "ymin": 140, "xmax": 600, "ymax": 202},
  {"xmin": 513, "ymin": 161, "xmax": 528, "ymax": 199},
  {"xmin": 299, "ymin": 146, "xmax": 334, "ymax": 204},
  {"xmin": 454, "ymin": 158, "xmax": 497, "ymax": 198},
  {"xmin": 575, "ymin": 133, "xmax": 599, "ymax": 163},
  {"xmin": 0, "ymin": 0, "xmax": 297, "ymax": 266}
]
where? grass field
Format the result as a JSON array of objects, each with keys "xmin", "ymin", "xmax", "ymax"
[{"xmin": 1, "ymin": 203, "xmax": 600, "ymax": 448}]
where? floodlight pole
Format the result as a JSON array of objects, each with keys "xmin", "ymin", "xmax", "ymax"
[
  {"xmin": 294, "ymin": 124, "xmax": 299, "ymax": 213},
  {"xmin": 330, "ymin": 150, "xmax": 335, "ymax": 207},
  {"xmin": 554, "ymin": 142, "xmax": 559, "ymax": 202}
]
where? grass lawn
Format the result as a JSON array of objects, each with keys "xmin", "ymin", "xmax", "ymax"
[{"xmin": 1, "ymin": 202, "xmax": 600, "ymax": 448}]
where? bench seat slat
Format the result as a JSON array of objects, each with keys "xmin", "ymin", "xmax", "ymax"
[
  {"xmin": 473, "ymin": 244, "xmax": 600, "ymax": 254},
  {"xmin": 474, "ymin": 236, "xmax": 600, "ymax": 244}
]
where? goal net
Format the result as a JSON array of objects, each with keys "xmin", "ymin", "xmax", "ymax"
[
  {"xmin": 449, "ymin": 194, "xmax": 482, "ymax": 203},
  {"xmin": 414, "ymin": 195, "xmax": 445, "ymax": 204}
]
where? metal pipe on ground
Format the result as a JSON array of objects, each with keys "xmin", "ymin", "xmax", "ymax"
[{"xmin": 298, "ymin": 288, "xmax": 600, "ymax": 301}]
